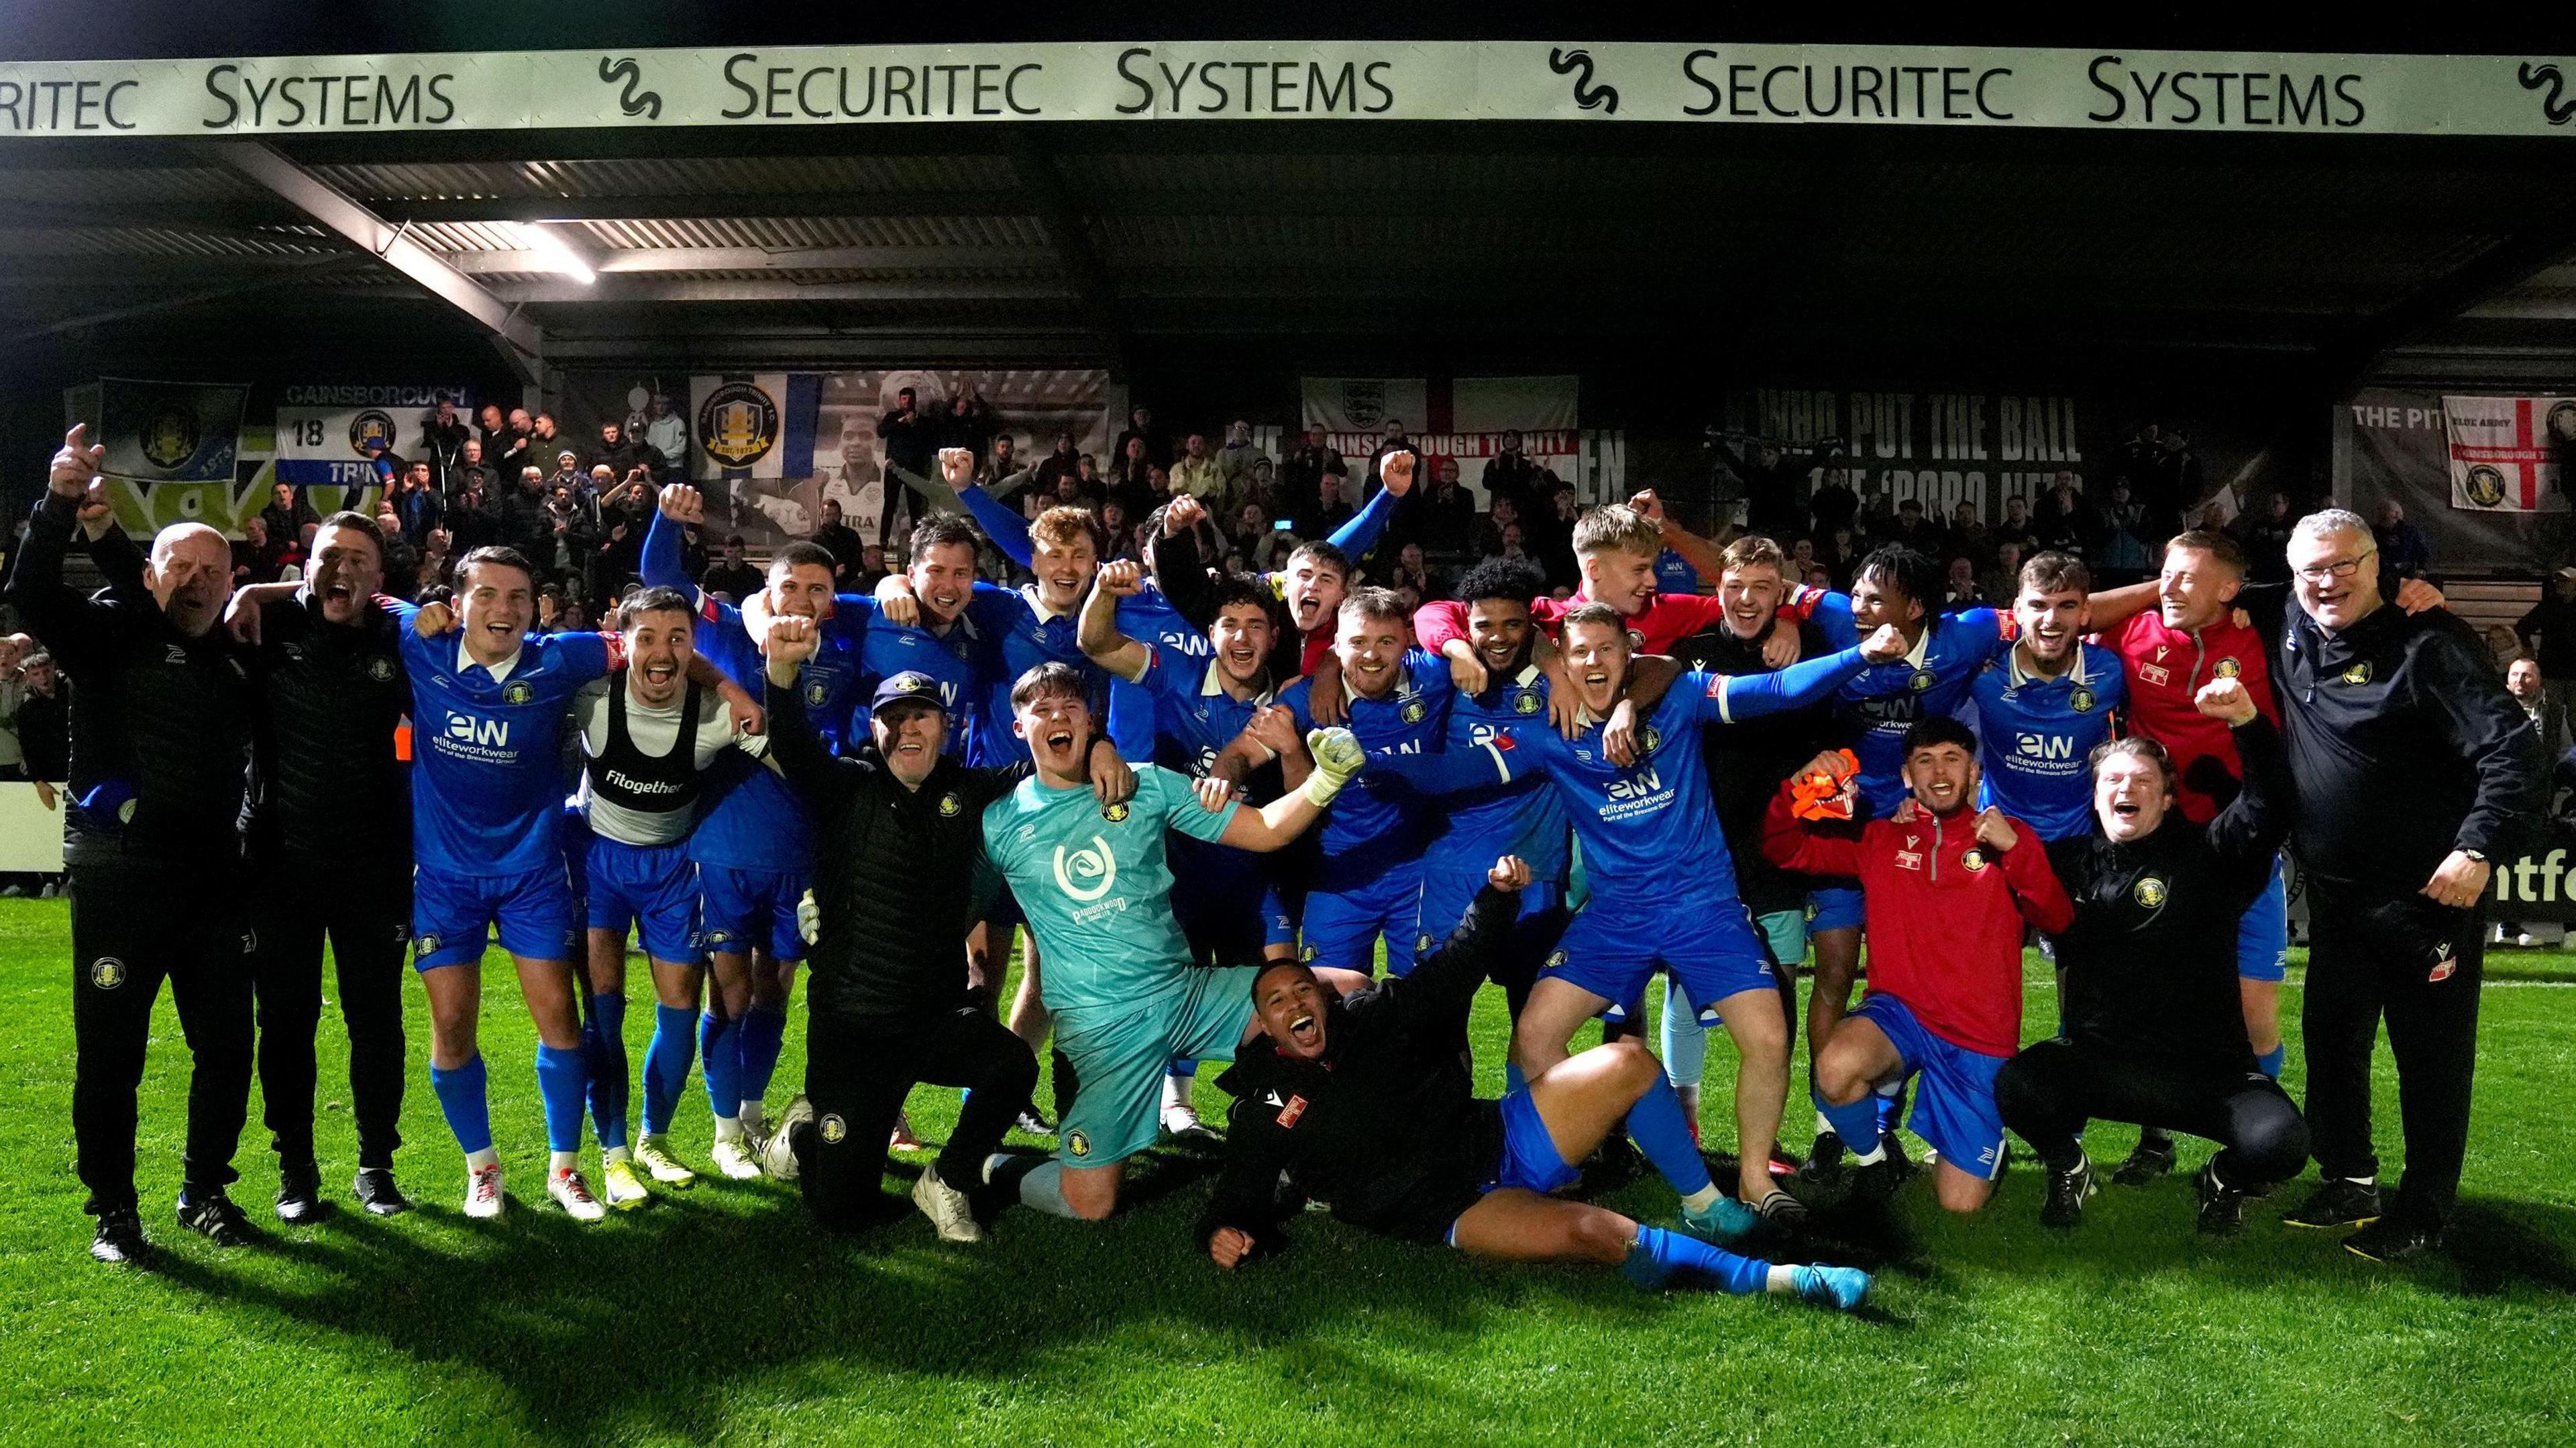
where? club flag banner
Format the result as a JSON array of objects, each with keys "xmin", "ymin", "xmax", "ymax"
[
  {"xmin": 2443, "ymin": 395, "xmax": 2575, "ymax": 513},
  {"xmin": 274, "ymin": 384, "xmax": 472, "ymax": 488},
  {"xmin": 97, "ymin": 377, "xmax": 245, "ymax": 483},
  {"xmin": 572, "ymin": 368, "xmax": 1108, "ymax": 549},
  {"xmin": 1302, "ymin": 376, "xmax": 1580, "ymax": 503}
]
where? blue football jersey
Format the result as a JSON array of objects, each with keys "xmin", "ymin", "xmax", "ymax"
[
  {"xmin": 1501, "ymin": 652, "xmax": 1868, "ymax": 911},
  {"xmin": 1428, "ymin": 662, "xmax": 1571, "ymax": 887},
  {"xmin": 1806, "ymin": 591, "xmax": 2013, "ymax": 817},
  {"xmin": 390, "ymin": 601, "xmax": 610, "ymax": 877},
  {"xmin": 1968, "ymin": 639, "xmax": 2126, "ymax": 843},
  {"xmin": 1279, "ymin": 648, "xmax": 1454, "ymax": 878}
]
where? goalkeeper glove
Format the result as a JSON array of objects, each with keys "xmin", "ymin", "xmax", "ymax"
[
  {"xmin": 795, "ymin": 888, "xmax": 820, "ymax": 946},
  {"xmin": 1790, "ymin": 749, "xmax": 1860, "ymax": 823},
  {"xmin": 1300, "ymin": 727, "xmax": 1368, "ymax": 807}
]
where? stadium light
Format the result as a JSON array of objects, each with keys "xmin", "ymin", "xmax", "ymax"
[{"xmin": 515, "ymin": 221, "xmax": 598, "ymax": 285}]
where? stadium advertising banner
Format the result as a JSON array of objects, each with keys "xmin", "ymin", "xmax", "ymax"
[
  {"xmin": 564, "ymin": 368, "xmax": 1112, "ymax": 550},
  {"xmin": 2339, "ymin": 387, "xmax": 2569, "ymax": 573},
  {"xmin": 1713, "ymin": 384, "xmax": 2290, "ymax": 527},
  {"xmin": 1302, "ymin": 376, "xmax": 1579, "ymax": 505},
  {"xmin": 2, "ymin": 44, "xmax": 2575, "ymax": 140}
]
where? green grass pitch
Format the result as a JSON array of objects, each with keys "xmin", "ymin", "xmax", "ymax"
[{"xmin": 1, "ymin": 896, "xmax": 2571, "ymax": 1446}]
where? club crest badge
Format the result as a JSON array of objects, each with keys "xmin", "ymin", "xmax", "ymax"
[
  {"xmin": 2070, "ymin": 686, "xmax": 2095, "ymax": 713},
  {"xmin": 938, "ymin": 793, "xmax": 961, "ymax": 817},
  {"xmin": 2214, "ymin": 658, "xmax": 2241, "ymax": 679},
  {"xmin": 1067, "ymin": 1130, "xmax": 1093, "ymax": 1158},
  {"xmin": 1910, "ymin": 668, "xmax": 1937, "ymax": 692},
  {"xmin": 502, "ymin": 680, "xmax": 535, "ymax": 705},
  {"xmin": 90, "ymin": 957, "xmax": 127, "ymax": 990},
  {"xmin": 1513, "ymin": 689, "xmax": 1543, "ymax": 715},
  {"xmin": 1960, "ymin": 848, "xmax": 1988, "ymax": 872},
  {"xmin": 2134, "ymin": 876, "xmax": 2168, "ymax": 909},
  {"xmin": 2339, "ymin": 662, "xmax": 2373, "ymax": 686},
  {"xmin": 818, "ymin": 1114, "xmax": 847, "ymax": 1144}
]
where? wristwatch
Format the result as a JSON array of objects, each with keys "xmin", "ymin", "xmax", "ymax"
[{"xmin": 2461, "ymin": 849, "xmax": 2489, "ymax": 865}]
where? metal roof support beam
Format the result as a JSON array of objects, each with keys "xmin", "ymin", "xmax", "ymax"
[
  {"xmin": 2325, "ymin": 203, "xmax": 2576, "ymax": 393},
  {"xmin": 196, "ymin": 140, "xmax": 545, "ymax": 384},
  {"xmin": 1004, "ymin": 132, "xmax": 1128, "ymax": 376}
]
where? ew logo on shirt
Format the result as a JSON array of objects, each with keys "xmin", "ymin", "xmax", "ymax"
[{"xmin": 445, "ymin": 713, "xmax": 508, "ymax": 747}]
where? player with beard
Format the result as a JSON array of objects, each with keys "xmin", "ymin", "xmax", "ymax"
[
  {"xmin": 1404, "ymin": 558, "xmax": 1578, "ymax": 1033},
  {"xmin": 1999, "ymin": 679, "xmax": 2310, "ymax": 1237},
  {"xmin": 1967, "ymin": 553, "xmax": 2125, "ymax": 851},
  {"xmin": 975, "ymin": 664, "xmax": 1373, "ymax": 1223},
  {"xmin": 1277, "ymin": 588, "xmax": 1523, "ymax": 978},
  {"xmin": 1763, "ymin": 717, "xmax": 2075, "ymax": 1212},
  {"xmin": 1777, "ymin": 544, "xmax": 2013, "ymax": 1175},
  {"xmin": 9, "ymin": 426, "xmax": 258, "ymax": 1262},
  {"xmin": 395, "ymin": 548, "xmax": 752, "ymax": 1221},
  {"xmin": 1493, "ymin": 605, "xmax": 1907, "ymax": 1229},
  {"xmin": 1079, "ymin": 559, "xmax": 1295, "ymax": 1135},
  {"xmin": 568, "ymin": 588, "xmax": 772, "ymax": 1206},
  {"xmin": 208, "ymin": 513, "xmax": 415, "ymax": 1222},
  {"xmin": 642, "ymin": 487, "xmax": 861, "ymax": 1174},
  {"xmin": 1198, "ymin": 858, "xmax": 1870, "ymax": 1313}
]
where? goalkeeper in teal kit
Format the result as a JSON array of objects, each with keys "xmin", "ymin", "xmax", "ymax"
[{"xmin": 977, "ymin": 662, "xmax": 1381, "ymax": 1223}]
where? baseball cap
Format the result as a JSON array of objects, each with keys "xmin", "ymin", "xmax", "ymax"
[
  {"xmin": 870, "ymin": 672, "xmax": 946, "ymax": 716},
  {"xmin": 2556, "ymin": 566, "xmax": 2576, "ymax": 581}
]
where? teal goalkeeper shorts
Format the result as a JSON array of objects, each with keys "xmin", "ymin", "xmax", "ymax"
[{"xmin": 1053, "ymin": 966, "xmax": 1260, "ymax": 1168}]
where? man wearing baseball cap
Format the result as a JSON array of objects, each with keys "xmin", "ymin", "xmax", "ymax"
[{"xmin": 750, "ymin": 653, "xmax": 1128, "ymax": 1243}]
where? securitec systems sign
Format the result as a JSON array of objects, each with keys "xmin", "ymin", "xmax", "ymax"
[{"xmin": 1, "ymin": 43, "xmax": 2573, "ymax": 138}]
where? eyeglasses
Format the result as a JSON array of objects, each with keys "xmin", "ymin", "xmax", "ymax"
[{"xmin": 2293, "ymin": 548, "xmax": 2375, "ymax": 584}]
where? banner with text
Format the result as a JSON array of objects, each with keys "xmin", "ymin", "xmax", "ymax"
[
  {"xmin": 2340, "ymin": 388, "xmax": 2569, "ymax": 573},
  {"xmin": 2443, "ymin": 394, "xmax": 2575, "ymax": 513},
  {"xmin": 5, "ymin": 44, "xmax": 2576, "ymax": 140},
  {"xmin": 1302, "ymin": 375, "xmax": 1580, "ymax": 501},
  {"xmin": 565, "ymin": 368, "xmax": 1110, "ymax": 550}
]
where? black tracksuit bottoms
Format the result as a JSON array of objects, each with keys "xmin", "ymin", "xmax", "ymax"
[
  {"xmin": 68, "ymin": 855, "xmax": 256, "ymax": 1217},
  {"xmin": 2302, "ymin": 884, "xmax": 2484, "ymax": 1227},
  {"xmin": 793, "ymin": 1004, "xmax": 1038, "ymax": 1231},
  {"xmin": 1997, "ymin": 1037, "xmax": 2311, "ymax": 1187},
  {"xmin": 250, "ymin": 858, "xmax": 411, "ymax": 1174}
]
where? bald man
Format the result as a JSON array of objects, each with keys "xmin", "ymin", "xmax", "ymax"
[{"xmin": 5, "ymin": 426, "xmax": 260, "ymax": 1263}]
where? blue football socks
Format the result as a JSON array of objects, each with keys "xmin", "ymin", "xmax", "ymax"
[
  {"xmin": 429, "ymin": 1053, "xmax": 492, "ymax": 1155},
  {"xmin": 642, "ymin": 1003, "xmax": 697, "ymax": 1137},
  {"xmin": 583, "ymin": 990, "xmax": 629, "ymax": 1151},
  {"xmin": 534, "ymin": 1042, "xmax": 590, "ymax": 1154},
  {"xmin": 700, "ymin": 1011, "xmax": 743, "ymax": 1121}
]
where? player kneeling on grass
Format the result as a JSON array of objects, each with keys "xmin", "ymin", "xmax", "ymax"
[
  {"xmin": 1762, "ymin": 717, "xmax": 2075, "ymax": 1213},
  {"xmin": 1199, "ymin": 856, "xmax": 1869, "ymax": 1312},
  {"xmin": 1996, "ymin": 677, "xmax": 2311, "ymax": 1235}
]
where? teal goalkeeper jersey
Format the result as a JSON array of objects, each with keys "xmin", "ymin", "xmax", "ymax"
[{"xmin": 980, "ymin": 766, "xmax": 1240, "ymax": 1023}]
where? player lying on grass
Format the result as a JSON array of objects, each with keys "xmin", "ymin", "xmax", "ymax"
[
  {"xmin": 1198, "ymin": 856, "xmax": 1869, "ymax": 1312},
  {"xmin": 1997, "ymin": 676, "xmax": 2311, "ymax": 1236}
]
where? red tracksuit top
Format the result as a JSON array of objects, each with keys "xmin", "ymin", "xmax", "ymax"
[
  {"xmin": 1762, "ymin": 790, "xmax": 2074, "ymax": 1057},
  {"xmin": 2107, "ymin": 610, "xmax": 2281, "ymax": 825}
]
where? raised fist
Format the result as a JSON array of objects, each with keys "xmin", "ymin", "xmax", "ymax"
[{"xmin": 658, "ymin": 483, "xmax": 704, "ymax": 524}]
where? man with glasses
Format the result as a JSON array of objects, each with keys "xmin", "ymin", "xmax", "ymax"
[{"xmin": 2237, "ymin": 510, "xmax": 2540, "ymax": 1261}]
